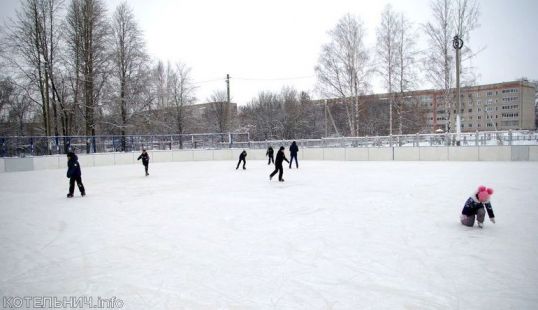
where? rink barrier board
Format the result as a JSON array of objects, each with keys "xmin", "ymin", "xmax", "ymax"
[
  {"xmin": 530, "ymin": 146, "xmax": 538, "ymax": 161},
  {"xmin": 1, "ymin": 146, "xmax": 538, "ymax": 172}
]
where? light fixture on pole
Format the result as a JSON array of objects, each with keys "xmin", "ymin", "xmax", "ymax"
[{"xmin": 453, "ymin": 35, "xmax": 464, "ymax": 146}]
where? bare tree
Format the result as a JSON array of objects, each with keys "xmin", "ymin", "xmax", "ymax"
[
  {"xmin": 423, "ymin": 0, "xmax": 480, "ymax": 133},
  {"xmin": 206, "ymin": 90, "xmax": 231, "ymax": 134},
  {"xmin": 453, "ymin": 0, "xmax": 480, "ymax": 86},
  {"xmin": 394, "ymin": 13, "xmax": 420, "ymax": 134},
  {"xmin": 109, "ymin": 2, "xmax": 148, "ymax": 150},
  {"xmin": 281, "ymin": 86, "xmax": 302, "ymax": 139},
  {"xmin": 167, "ymin": 62, "xmax": 195, "ymax": 147},
  {"xmin": 65, "ymin": 0, "xmax": 110, "ymax": 142},
  {"xmin": 240, "ymin": 91, "xmax": 283, "ymax": 140},
  {"xmin": 376, "ymin": 4, "xmax": 399, "ymax": 135},
  {"xmin": 315, "ymin": 13, "xmax": 370, "ymax": 136},
  {"xmin": 3, "ymin": 0, "xmax": 65, "ymax": 139}
]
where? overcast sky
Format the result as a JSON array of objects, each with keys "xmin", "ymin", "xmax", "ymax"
[{"xmin": 1, "ymin": 0, "xmax": 537, "ymax": 105}]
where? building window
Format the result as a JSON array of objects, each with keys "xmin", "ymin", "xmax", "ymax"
[
  {"xmin": 501, "ymin": 113, "xmax": 519, "ymax": 118},
  {"xmin": 502, "ymin": 96, "xmax": 519, "ymax": 102},
  {"xmin": 468, "ymin": 109, "xmax": 472, "ymax": 113}
]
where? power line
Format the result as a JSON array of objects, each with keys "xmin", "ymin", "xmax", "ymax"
[
  {"xmin": 191, "ymin": 75, "xmax": 315, "ymax": 85},
  {"xmin": 233, "ymin": 75, "xmax": 315, "ymax": 81}
]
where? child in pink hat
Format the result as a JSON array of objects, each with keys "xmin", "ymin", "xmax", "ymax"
[{"xmin": 460, "ymin": 186, "xmax": 496, "ymax": 228}]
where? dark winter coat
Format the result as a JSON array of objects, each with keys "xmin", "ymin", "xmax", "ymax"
[
  {"xmin": 67, "ymin": 153, "xmax": 81, "ymax": 178},
  {"xmin": 290, "ymin": 142, "xmax": 299, "ymax": 155},
  {"xmin": 239, "ymin": 151, "xmax": 247, "ymax": 160},
  {"xmin": 461, "ymin": 194, "xmax": 495, "ymax": 218},
  {"xmin": 138, "ymin": 152, "xmax": 150, "ymax": 166},
  {"xmin": 275, "ymin": 149, "xmax": 289, "ymax": 167},
  {"xmin": 266, "ymin": 147, "xmax": 274, "ymax": 157}
]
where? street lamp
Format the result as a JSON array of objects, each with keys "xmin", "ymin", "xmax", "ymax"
[{"xmin": 453, "ymin": 35, "xmax": 464, "ymax": 146}]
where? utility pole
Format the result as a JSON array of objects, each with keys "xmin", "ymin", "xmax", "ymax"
[
  {"xmin": 324, "ymin": 100, "xmax": 328, "ymax": 137},
  {"xmin": 389, "ymin": 97, "xmax": 393, "ymax": 136},
  {"xmin": 453, "ymin": 35, "xmax": 464, "ymax": 146},
  {"xmin": 226, "ymin": 74, "xmax": 230, "ymax": 103}
]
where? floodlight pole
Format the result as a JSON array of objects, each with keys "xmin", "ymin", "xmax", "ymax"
[
  {"xmin": 453, "ymin": 35, "xmax": 464, "ymax": 146},
  {"xmin": 226, "ymin": 74, "xmax": 230, "ymax": 104}
]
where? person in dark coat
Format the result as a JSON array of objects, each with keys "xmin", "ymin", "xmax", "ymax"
[
  {"xmin": 236, "ymin": 150, "xmax": 247, "ymax": 170},
  {"xmin": 137, "ymin": 149, "xmax": 150, "ymax": 176},
  {"xmin": 266, "ymin": 146, "xmax": 274, "ymax": 165},
  {"xmin": 289, "ymin": 141, "xmax": 299, "ymax": 169},
  {"xmin": 270, "ymin": 146, "xmax": 289, "ymax": 182},
  {"xmin": 66, "ymin": 151, "xmax": 85, "ymax": 198},
  {"xmin": 461, "ymin": 186, "xmax": 496, "ymax": 228}
]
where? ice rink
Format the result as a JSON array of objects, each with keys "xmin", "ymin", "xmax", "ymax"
[{"xmin": 1, "ymin": 160, "xmax": 538, "ymax": 309}]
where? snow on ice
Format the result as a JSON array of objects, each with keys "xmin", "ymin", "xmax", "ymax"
[{"xmin": 1, "ymin": 160, "xmax": 537, "ymax": 309}]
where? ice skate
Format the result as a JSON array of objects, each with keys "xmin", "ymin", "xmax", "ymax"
[{"xmin": 67, "ymin": 193, "xmax": 73, "ymax": 198}]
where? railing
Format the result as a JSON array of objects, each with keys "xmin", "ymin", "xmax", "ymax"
[
  {"xmin": 248, "ymin": 130, "xmax": 538, "ymax": 149},
  {"xmin": 0, "ymin": 133, "xmax": 250, "ymax": 157},
  {"xmin": 1, "ymin": 130, "xmax": 537, "ymax": 157}
]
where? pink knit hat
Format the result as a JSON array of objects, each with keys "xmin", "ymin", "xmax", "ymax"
[{"xmin": 477, "ymin": 185, "xmax": 494, "ymax": 202}]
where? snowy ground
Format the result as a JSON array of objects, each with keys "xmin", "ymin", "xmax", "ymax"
[{"xmin": 1, "ymin": 160, "xmax": 538, "ymax": 309}]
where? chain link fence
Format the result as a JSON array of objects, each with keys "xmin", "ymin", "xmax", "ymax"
[{"xmin": 1, "ymin": 130, "xmax": 537, "ymax": 157}]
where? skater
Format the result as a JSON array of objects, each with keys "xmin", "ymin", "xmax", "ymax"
[
  {"xmin": 66, "ymin": 151, "xmax": 85, "ymax": 198},
  {"xmin": 137, "ymin": 149, "xmax": 150, "ymax": 176},
  {"xmin": 236, "ymin": 150, "xmax": 247, "ymax": 170},
  {"xmin": 266, "ymin": 146, "xmax": 274, "ymax": 165},
  {"xmin": 460, "ymin": 186, "xmax": 496, "ymax": 228},
  {"xmin": 289, "ymin": 141, "xmax": 299, "ymax": 169},
  {"xmin": 270, "ymin": 146, "xmax": 289, "ymax": 182}
]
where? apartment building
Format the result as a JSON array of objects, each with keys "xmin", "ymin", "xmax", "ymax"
[
  {"xmin": 422, "ymin": 80, "xmax": 536, "ymax": 132},
  {"xmin": 319, "ymin": 80, "xmax": 536, "ymax": 135}
]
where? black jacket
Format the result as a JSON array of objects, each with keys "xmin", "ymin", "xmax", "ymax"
[
  {"xmin": 67, "ymin": 154, "xmax": 81, "ymax": 178},
  {"xmin": 461, "ymin": 195, "xmax": 495, "ymax": 218},
  {"xmin": 239, "ymin": 151, "xmax": 247, "ymax": 160},
  {"xmin": 138, "ymin": 152, "xmax": 150, "ymax": 165},
  {"xmin": 290, "ymin": 142, "xmax": 299, "ymax": 155},
  {"xmin": 275, "ymin": 150, "xmax": 289, "ymax": 167},
  {"xmin": 266, "ymin": 147, "xmax": 274, "ymax": 156}
]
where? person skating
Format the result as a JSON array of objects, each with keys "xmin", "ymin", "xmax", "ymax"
[
  {"xmin": 289, "ymin": 141, "xmax": 299, "ymax": 169},
  {"xmin": 266, "ymin": 146, "xmax": 274, "ymax": 165},
  {"xmin": 236, "ymin": 150, "xmax": 247, "ymax": 170},
  {"xmin": 66, "ymin": 151, "xmax": 85, "ymax": 198},
  {"xmin": 137, "ymin": 149, "xmax": 150, "ymax": 176},
  {"xmin": 270, "ymin": 146, "xmax": 289, "ymax": 182},
  {"xmin": 460, "ymin": 186, "xmax": 495, "ymax": 228}
]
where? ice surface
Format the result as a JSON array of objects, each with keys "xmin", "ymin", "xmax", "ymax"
[{"xmin": 1, "ymin": 160, "xmax": 538, "ymax": 309}]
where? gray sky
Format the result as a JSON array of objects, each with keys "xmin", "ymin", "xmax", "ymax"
[{"xmin": 1, "ymin": 0, "xmax": 537, "ymax": 105}]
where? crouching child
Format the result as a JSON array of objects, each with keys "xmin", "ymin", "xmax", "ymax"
[{"xmin": 461, "ymin": 186, "xmax": 495, "ymax": 228}]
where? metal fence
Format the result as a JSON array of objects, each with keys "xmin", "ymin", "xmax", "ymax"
[
  {"xmin": 1, "ymin": 130, "xmax": 537, "ymax": 157},
  {"xmin": 0, "ymin": 133, "xmax": 250, "ymax": 157},
  {"xmin": 248, "ymin": 130, "xmax": 538, "ymax": 150}
]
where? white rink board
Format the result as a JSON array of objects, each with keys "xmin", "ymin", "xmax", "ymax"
[
  {"xmin": 394, "ymin": 147, "xmax": 420, "ymax": 161},
  {"xmin": 479, "ymin": 146, "xmax": 511, "ymax": 161}
]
